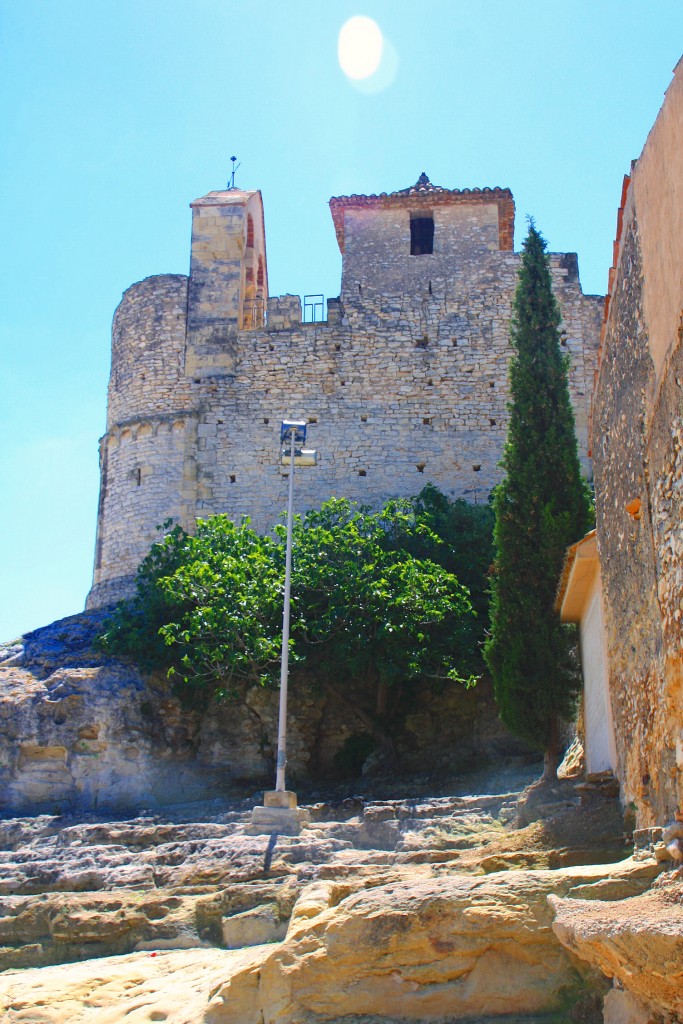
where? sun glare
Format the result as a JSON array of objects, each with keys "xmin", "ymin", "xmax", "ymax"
[{"xmin": 338, "ymin": 16, "xmax": 383, "ymax": 81}]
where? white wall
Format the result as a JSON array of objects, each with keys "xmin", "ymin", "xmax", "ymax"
[{"xmin": 581, "ymin": 576, "xmax": 618, "ymax": 774}]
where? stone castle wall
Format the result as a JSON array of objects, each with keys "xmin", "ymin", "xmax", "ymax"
[
  {"xmin": 592, "ymin": 58, "xmax": 683, "ymax": 825},
  {"xmin": 340, "ymin": 202, "xmax": 501, "ymax": 293},
  {"xmin": 88, "ymin": 185, "xmax": 601, "ymax": 609}
]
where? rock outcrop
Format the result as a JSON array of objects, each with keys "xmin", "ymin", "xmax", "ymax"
[
  {"xmin": 0, "ymin": 612, "xmax": 524, "ymax": 815},
  {"xmin": 551, "ymin": 874, "xmax": 683, "ymax": 1023},
  {"xmin": 206, "ymin": 861, "xmax": 660, "ymax": 1024},
  {"xmin": 0, "ymin": 767, "xmax": 662, "ymax": 1023},
  {"xmin": 0, "ymin": 947, "xmax": 259, "ymax": 1024}
]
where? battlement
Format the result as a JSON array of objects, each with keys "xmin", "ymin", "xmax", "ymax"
[{"xmin": 87, "ymin": 177, "xmax": 601, "ymax": 609}]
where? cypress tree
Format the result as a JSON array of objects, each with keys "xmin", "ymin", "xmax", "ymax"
[{"xmin": 484, "ymin": 223, "xmax": 592, "ymax": 777}]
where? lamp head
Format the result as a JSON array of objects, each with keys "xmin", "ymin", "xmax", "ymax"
[{"xmin": 280, "ymin": 420, "xmax": 308, "ymax": 446}]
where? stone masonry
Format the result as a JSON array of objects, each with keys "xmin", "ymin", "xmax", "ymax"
[
  {"xmin": 87, "ymin": 174, "xmax": 602, "ymax": 608},
  {"xmin": 591, "ymin": 58, "xmax": 683, "ymax": 826}
]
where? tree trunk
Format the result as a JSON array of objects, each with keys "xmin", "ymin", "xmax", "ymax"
[{"xmin": 542, "ymin": 717, "xmax": 562, "ymax": 781}]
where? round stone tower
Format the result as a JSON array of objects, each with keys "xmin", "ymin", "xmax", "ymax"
[
  {"xmin": 87, "ymin": 273, "xmax": 195, "ymax": 609},
  {"xmin": 87, "ymin": 187, "xmax": 268, "ymax": 609}
]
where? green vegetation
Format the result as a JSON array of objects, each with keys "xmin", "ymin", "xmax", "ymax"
[
  {"xmin": 484, "ymin": 223, "xmax": 593, "ymax": 776},
  {"xmin": 97, "ymin": 516, "xmax": 284, "ymax": 706},
  {"xmin": 284, "ymin": 497, "xmax": 478, "ymax": 716},
  {"xmin": 98, "ymin": 491, "xmax": 494, "ymax": 723},
  {"xmin": 406, "ymin": 484, "xmax": 495, "ymax": 655}
]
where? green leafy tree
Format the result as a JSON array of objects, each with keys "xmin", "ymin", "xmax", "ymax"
[
  {"xmin": 99, "ymin": 499, "xmax": 478, "ymax": 731},
  {"xmin": 98, "ymin": 516, "xmax": 284, "ymax": 706},
  {"xmin": 286, "ymin": 499, "xmax": 476, "ymax": 729},
  {"xmin": 96, "ymin": 521, "xmax": 194, "ymax": 676},
  {"xmin": 484, "ymin": 223, "xmax": 593, "ymax": 776},
  {"xmin": 407, "ymin": 484, "xmax": 495, "ymax": 666}
]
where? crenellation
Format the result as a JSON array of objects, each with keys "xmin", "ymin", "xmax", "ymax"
[{"xmin": 87, "ymin": 175, "xmax": 601, "ymax": 608}]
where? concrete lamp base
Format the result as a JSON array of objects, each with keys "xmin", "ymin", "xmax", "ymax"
[{"xmin": 248, "ymin": 790, "xmax": 310, "ymax": 836}]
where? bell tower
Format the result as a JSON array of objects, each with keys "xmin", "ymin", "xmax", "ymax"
[
  {"xmin": 329, "ymin": 172, "xmax": 515, "ymax": 297},
  {"xmin": 186, "ymin": 188, "xmax": 268, "ymax": 378}
]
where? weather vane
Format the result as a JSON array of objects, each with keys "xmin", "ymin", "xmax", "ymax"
[{"xmin": 227, "ymin": 156, "xmax": 241, "ymax": 190}]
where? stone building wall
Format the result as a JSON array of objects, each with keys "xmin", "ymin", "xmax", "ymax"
[
  {"xmin": 87, "ymin": 179, "xmax": 601, "ymax": 608},
  {"xmin": 186, "ymin": 254, "xmax": 600, "ymax": 536},
  {"xmin": 591, "ymin": 58, "xmax": 683, "ymax": 825},
  {"xmin": 340, "ymin": 202, "xmax": 501, "ymax": 294},
  {"xmin": 89, "ymin": 275, "xmax": 197, "ymax": 608}
]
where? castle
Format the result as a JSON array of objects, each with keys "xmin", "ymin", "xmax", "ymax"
[{"xmin": 87, "ymin": 174, "xmax": 602, "ymax": 609}]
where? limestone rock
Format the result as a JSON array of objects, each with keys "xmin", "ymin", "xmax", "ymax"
[
  {"xmin": 0, "ymin": 755, "xmax": 647, "ymax": 1023},
  {"xmin": 205, "ymin": 860, "xmax": 657, "ymax": 1023},
  {"xmin": 222, "ymin": 905, "xmax": 288, "ymax": 949},
  {"xmin": 0, "ymin": 947, "xmax": 263, "ymax": 1024},
  {"xmin": 550, "ymin": 879, "xmax": 683, "ymax": 1021},
  {"xmin": 0, "ymin": 612, "xmax": 528, "ymax": 814},
  {"xmin": 603, "ymin": 987, "xmax": 655, "ymax": 1024}
]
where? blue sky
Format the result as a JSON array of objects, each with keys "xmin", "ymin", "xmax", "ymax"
[{"xmin": 1, "ymin": 1, "xmax": 682, "ymax": 640}]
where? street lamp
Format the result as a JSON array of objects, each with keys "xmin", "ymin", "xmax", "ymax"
[
  {"xmin": 249, "ymin": 419, "xmax": 318, "ymax": 836},
  {"xmin": 276, "ymin": 420, "xmax": 317, "ymax": 792}
]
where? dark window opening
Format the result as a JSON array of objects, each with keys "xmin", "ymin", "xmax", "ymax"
[
  {"xmin": 473, "ymin": 465, "xmax": 481, "ymax": 472},
  {"xmin": 135, "ymin": 468, "xmax": 142, "ymax": 486},
  {"xmin": 229, "ymin": 474, "xmax": 236, "ymax": 483},
  {"xmin": 416, "ymin": 463, "xmax": 426, "ymax": 473},
  {"xmin": 359, "ymin": 469, "xmax": 367, "ymax": 477},
  {"xmin": 410, "ymin": 215, "xmax": 434, "ymax": 256}
]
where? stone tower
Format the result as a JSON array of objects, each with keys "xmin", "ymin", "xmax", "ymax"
[{"xmin": 87, "ymin": 175, "xmax": 602, "ymax": 610}]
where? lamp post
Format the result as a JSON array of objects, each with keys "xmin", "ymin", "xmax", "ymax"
[
  {"xmin": 276, "ymin": 420, "xmax": 307, "ymax": 792},
  {"xmin": 249, "ymin": 419, "xmax": 317, "ymax": 835}
]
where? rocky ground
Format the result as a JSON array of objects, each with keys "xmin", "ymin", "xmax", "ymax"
[
  {"xmin": 0, "ymin": 612, "xmax": 523, "ymax": 817},
  {"xmin": 1, "ymin": 762, "xmax": 680, "ymax": 1024}
]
